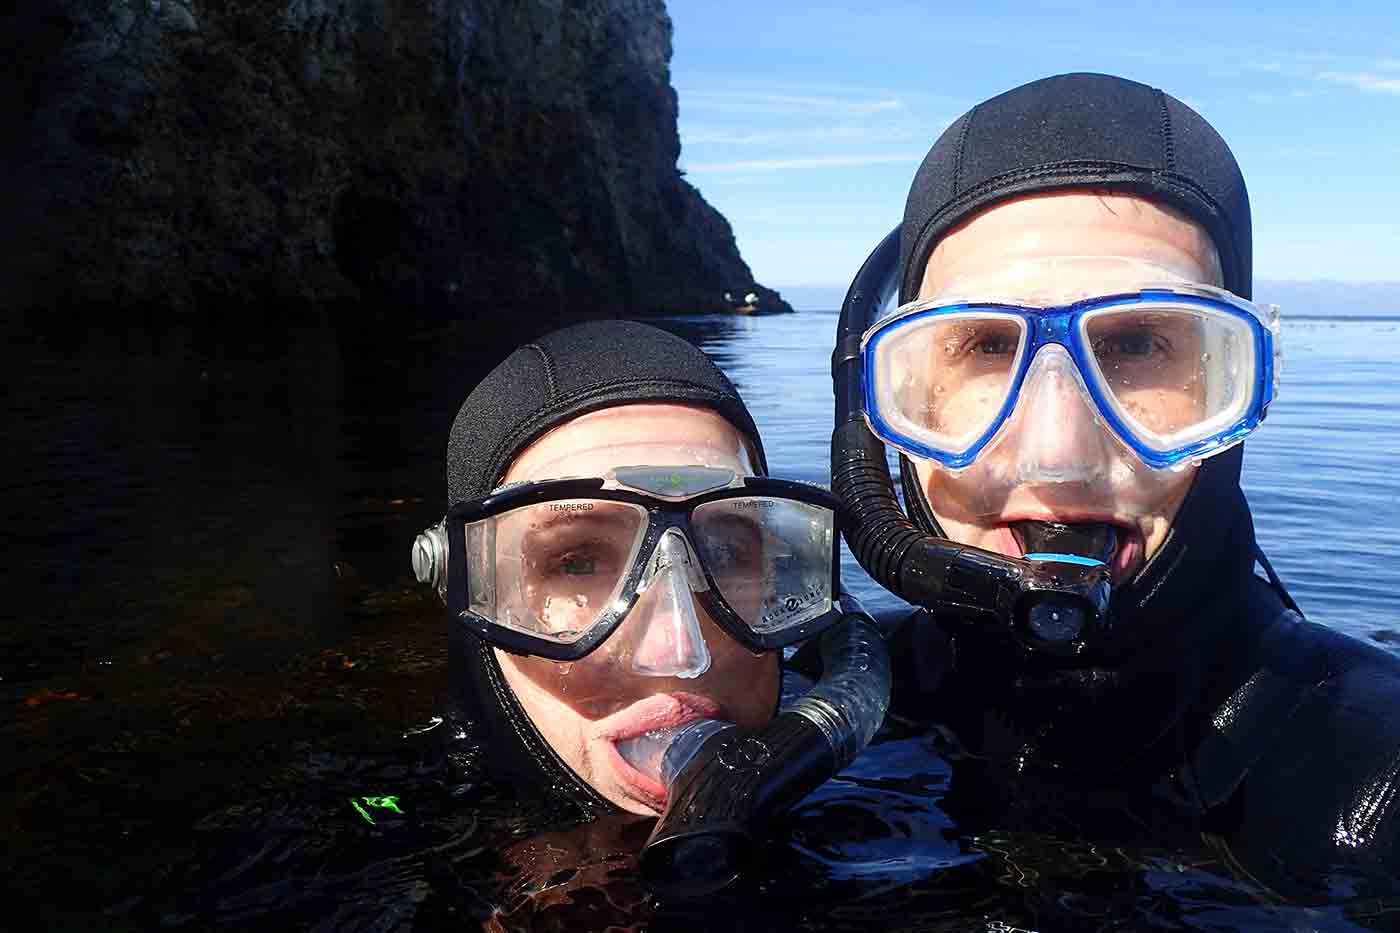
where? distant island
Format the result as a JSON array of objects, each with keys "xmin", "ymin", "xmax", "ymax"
[
  {"xmin": 775, "ymin": 281, "xmax": 1400, "ymax": 318},
  {"xmin": 5, "ymin": 0, "xmax": 792, "ymax": 345}
]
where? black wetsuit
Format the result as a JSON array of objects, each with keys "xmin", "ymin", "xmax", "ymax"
[{"xmin": 879, "ymin": 575, "xmax": 1400, "ymax": 897}]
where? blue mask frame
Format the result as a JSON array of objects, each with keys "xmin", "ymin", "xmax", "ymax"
[{"xmin": 861, "ymin": 285, "xmax": 1279, "ymax": 471}]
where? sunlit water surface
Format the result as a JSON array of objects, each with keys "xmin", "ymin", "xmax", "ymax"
[{"xmin": 6, "ymin": 312, "xmax": 1399, "ymax": 931}]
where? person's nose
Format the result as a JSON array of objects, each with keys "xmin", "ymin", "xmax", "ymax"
[
  {"xmin": 624, "ymin": 531, "xmax": 713, "ymax": 679},
  {"xmin": 1010, "ymin": 344, "xmax": 1110, "ymax": 484}
]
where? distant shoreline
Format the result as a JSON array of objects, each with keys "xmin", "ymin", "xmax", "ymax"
[{"xmin": 772, "ymin": 281, "xmax": 1400, "ymax": 318}]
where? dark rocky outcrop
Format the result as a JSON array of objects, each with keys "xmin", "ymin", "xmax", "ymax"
[{"xmin": 2, "ymin": 0, "xmax": 791, "ymax": 343}]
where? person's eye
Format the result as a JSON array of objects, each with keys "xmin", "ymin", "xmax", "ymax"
[
  {"xmin": 944, "ymin": 323, "xmax": 1019, "ymax": 359},
  {"xmin": 539, "ymin": 542, "xmax": 616, "ymax": 577},
  {"xmin": 972, "ymin": 335, "xmax": 1017, "ymax": 355},
  {"xmin": 1094, "ymin": 330, "xmax": 1168, "ymax": 359},
  {"xmin": 707, "ymin": 530, "xmax": 762, "ymax": 569},
  {"xmin": 708, "ymin": 541, "xmax": 740, "ymax": 567},
  {"xmin": 558, "ymin": 552, "xmax": 598, "ymax": 576}
]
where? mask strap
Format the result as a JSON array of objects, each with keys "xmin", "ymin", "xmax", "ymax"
[{"xmin": 1254, "ymin": 545, "xmax": 1300, "ymax": 614}]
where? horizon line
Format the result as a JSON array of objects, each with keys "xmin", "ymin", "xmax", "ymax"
[{"xmin": 771, "ymin": 277, "xmax": 1400, "ymax": 288}]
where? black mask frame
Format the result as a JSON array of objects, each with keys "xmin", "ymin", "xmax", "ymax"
[{"xmin": 447, "ymin": 474, "xmax": 845, "ymax": 660}]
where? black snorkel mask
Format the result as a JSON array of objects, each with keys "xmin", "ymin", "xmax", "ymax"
[{"xmin": 832, "ymin": 229, "xmax": 1119, "ymax": 664}]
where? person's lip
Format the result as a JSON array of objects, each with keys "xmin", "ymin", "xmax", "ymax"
[
  {"xmin": 603, "ymin": 741, "xmax": 669, "ymax": 813},
  {"xmin": 596, "ymin": 691, "xmax": 728, "ymax": 741},
  {"xmin": 596, "ymin": 692, "xmax": 729, "ymax": 813},
  {"xmin": 996, "ymin": 512, "xmax": 1142, "ymax": 583}
]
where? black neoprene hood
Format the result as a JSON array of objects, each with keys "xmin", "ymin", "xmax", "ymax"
[
  {"xmin": 899, "ymin": 72, "xmax": 1253, "ymax": 303},
  {"xmin": 445, "ymin": 319, "xmax": 770, "ymax": 813},
  {"xmin": 448, "ymin": 319, "xmax": 768, "ymax": 507}
]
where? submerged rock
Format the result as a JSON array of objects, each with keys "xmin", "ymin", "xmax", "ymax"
[{"xmin": 3, "ymin": 0, "xmax": 791, "ymax": 341}]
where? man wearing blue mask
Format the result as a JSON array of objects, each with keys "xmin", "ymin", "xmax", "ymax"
[{"xmin": 831, "ymin": 72, "xmax": 1400, "ymax": 893}]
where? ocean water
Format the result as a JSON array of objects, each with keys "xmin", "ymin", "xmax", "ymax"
[{"xmin": 6, "ymin": 309, "xmax": 1400, "ymax": 930}]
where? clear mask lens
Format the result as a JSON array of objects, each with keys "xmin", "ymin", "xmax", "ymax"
[
  {"xmin": 870, "ymin": 310, "xmax": 1027, "ymax": 458},
  {"xmin": 1078, "ymin": 301, "xmax": 1256, "ymax": 452},
  {"xmin": 466, "ymin": 499, "xmax": 649, "ymax": 644},
  {"xmin": 691, "ymin": 497, "xmax": 835, "ymax": 633}
]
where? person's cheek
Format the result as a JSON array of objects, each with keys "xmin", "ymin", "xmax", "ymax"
[
  {"xmin": 711, "ymin": 643, "xmax": 779, "ymax": 728},
  {"xmin": 1137, "ymin": 468, "xmax": 1196, "ymax": 562},
  {"xmin": 508, "ymin": 652, "xmax": 623, "ymax": 717},
  {"xmin": 924, "ymin": 465, "xmax": 985, "ymax": 528},
  {"xmin": 734, "ymin": 576, "xmax": 765, "ymax": 624}
]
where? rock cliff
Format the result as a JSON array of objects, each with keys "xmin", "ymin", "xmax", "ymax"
[{"xmin": 3, "ymin": 0, "xmax": 791, "ymax": 342}]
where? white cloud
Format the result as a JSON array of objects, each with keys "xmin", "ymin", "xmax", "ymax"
[
  {"xmin": 684, "ymin": 154, "xmax": 921, "ymax": 173},
  {"xmin": 681, "ymin": 122, "xmax": 932, "ymax": 146},
  {"xmin": 1317, "ymin": 70, "xmax": 1400, "ymax": 94},
  {"xmin": 1240, "ymin": 54, "xmax": 1400, "ymax": 95},
  {"xmin": 677, "ymin": 89, "xmax": 902, "ymax": 116},
  {"xmin": 1246, "ymin": 88, "xmax": 1323, "ymax": 103}
]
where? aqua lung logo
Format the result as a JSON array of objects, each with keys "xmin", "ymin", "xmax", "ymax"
[
  {"xmin": 763, "ymin": 583, "xmax": 824, "ymax": 625},
  {"xmin": 548, "ymin": 502, "xmax": 594, "ymax": 512}
]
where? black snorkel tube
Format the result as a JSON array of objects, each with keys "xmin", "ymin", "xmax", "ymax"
[
  {"xmin": 831, "ymin": 228, "xmax": 1115, "ymax": 661},
  {"xmin": 637, "ymin": 598, "xmax": 891, "ymax": 899}
]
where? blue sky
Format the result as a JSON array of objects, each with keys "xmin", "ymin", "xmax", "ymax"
[{"xmin": 669, "ymin": 0, "xmax": 1400, "ymax": 288}]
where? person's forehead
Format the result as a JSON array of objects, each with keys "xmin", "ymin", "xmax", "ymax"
[
  {"xmin": 502, "ymin": 403, "xmax": 754, "ymax": 483},
  {"xmin": 919, "ymin": 192, "xmax": 1223, "ymax": 301}
]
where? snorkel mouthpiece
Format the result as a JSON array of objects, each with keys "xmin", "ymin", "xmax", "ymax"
[
  {"xmin": 1012, "ymin": 521, "xmax": 1117, "ymax": 565},
  {"xmin": 1010, "ymin": 522, "xmax": 1116, "ymax": 655},
  {"xmin": 637, "ymin": 608, "xmax": 891, "ymax": 898}
]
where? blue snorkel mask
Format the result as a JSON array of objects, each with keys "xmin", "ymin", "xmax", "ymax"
[
  {"xmin": 863, "ymin": 266, "xmax": 1280, "ymax": 473},
  {"xmin": 832, "ymin": 230, "xmax": 1281, "ymax": 663}
]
